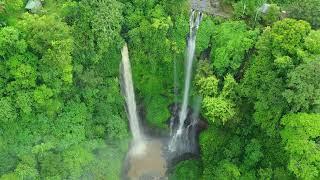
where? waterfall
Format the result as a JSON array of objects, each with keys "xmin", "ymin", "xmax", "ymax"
[
  {"xmin": 121, "ymin": 44, "xmax": 145, "ymax": 155},
  {"xmin": 169, "ymin": 10, "xmax": 202, "ymax": 152},
  {"xmin": 178, "ymin": 10, "xmax": 202, "ymax": 133}
]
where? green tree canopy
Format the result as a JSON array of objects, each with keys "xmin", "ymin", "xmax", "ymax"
[{"xmin": 281, "ymin": 113, "xmax": 320, "ymax": 179}]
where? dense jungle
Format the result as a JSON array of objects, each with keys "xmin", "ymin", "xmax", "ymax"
[{"xmin": 0, "ymin": 0, "xmax": 320, "ymax": 179}]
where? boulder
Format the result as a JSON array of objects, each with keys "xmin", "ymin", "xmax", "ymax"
[{"xmin": 25, "ymin": 0, "xmax": 42, "ymax": 13}]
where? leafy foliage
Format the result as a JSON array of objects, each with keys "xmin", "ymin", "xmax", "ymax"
[
  {"xmin": 1, "ymin": 0, "xmax": 320, "ymax": 179},
  {"xmin": 170, "ymin": 160, "xmax": 202, "ymax": 180},
  {"xmin": 283, "ymin": 59, "xmax": 320, "ymax": 113},
  {"xmin": 281, "ymin": 113, "xmax": 320, "ymax": 179},
  {"xmin": 286, "ymin": 0, "xmax": 320, "ymax": 29},
  {"xmin": 211, "ymin": 21, "xmax": 258, "ymax": 76}
]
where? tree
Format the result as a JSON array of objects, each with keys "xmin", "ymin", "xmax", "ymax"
[
  {"xmin": 0, "ymin": 97, "xmax": 17, "ymax": 123},
  {"xmin": 283, "ymin": 60, "xmax": 320, "ymax": 113},
  {"xmin": 2, "ymin": 0, "xmax": 23, "ymax": 13},
  {"xmin": 62, "ymin": 145, "xmax": 93, "ymax": 179},
  {"xmin": 241, "ymin": 19, "xmax": 312, "ymax": 135},
  {"xmin": 196, "ymin": 17, "xmax": 215, "ymax": 56},
  {"xmin": 170, "ymin": 160, "xmax": 202, "ymax": 180},
  {"xmin": 261, "ymin": 4, "xmax": 281, "ymax": 25},
  {"xmin": 304, "ymin": 30, "xmax": 320, "ymax": 56},
  {"xmin": 211, "ymin": 21, "xmax": 258, "ymax": 76},
  {"xmin": 195, "ymin": 62, "xmax": 238, "ymax": 125},
  {"xmin": 0, "ymin": 27, "xmax": 26, "ymax": 60},
  {"xmin": 73, "ymin": 0, "xmax": 124, "ymax": 64},
  {"xmin": 0, "ymin": 0, "xmax": 24, "ymax": 23},
  {"xmin": 243, "ymin": 139, "xmax": 263, "ymax": 168},
  {"xmin": 281, "ymin": 113, "xmax": 320, "ymax": 179},
  {"xmin": 214, "ymin": 160, "xmax": 241, "ymax": 180},
  {"xmin": 18, "ymin": 14, "xmax": 74, "ymax": 92},
  {"xmin": 233, "ymin": 0, "xmax": 265, "ymax": 24},
  {"xmin": 286, "ymin": 0, "xmax": 320, "ymax": 29},
  {"xmin": 202, "ymin": 96, "xmax": 236, "ymax": 125}
]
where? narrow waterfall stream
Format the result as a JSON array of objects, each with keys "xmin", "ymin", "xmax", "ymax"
[
  {"xmin": 169, "ymin": 10, "xmax": 203, "ymax": 153},
  {"xmin": 121, "ymin": 44, "xmax": 146, "ymax": 155},
  {"xmin": 178, "ymin": 10, "xmax": 202, "ymax": 132},
  {"xmin": 121, "ymin": 44, "xmax": 167, "ymax": 179}
]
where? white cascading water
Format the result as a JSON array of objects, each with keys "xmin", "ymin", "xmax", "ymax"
[
  {"xmin": 169, "ymin": 10, "xmax": 202, "ymax": 152},
  {"xmin": 121, "ymin": 44, "xmax": 145, "ymax": 155}
]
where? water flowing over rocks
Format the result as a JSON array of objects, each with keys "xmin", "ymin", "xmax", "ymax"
[{"xmin": 167, "ymin": 104, "xmax": 207, "ymax": 162}]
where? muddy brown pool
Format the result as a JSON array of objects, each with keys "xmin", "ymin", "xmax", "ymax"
[{"xmin": 127, "ymin": 139, "xmax": 167, "ymax": 180}]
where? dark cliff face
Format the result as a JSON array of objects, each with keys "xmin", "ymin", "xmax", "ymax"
[
  {"xmin": 166, "ymin": 103, "xmax": 208, "ymax": 167},
  {"xmin": 168, "ymin": 103, "xmax": 208, "ymax": 132}
]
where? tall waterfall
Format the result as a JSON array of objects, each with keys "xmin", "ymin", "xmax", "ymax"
[
  {"xmin": 169, "ymin": 10, "xmax": 202, "ymax": 152},
  {"xmin": 121, "ymin": 44, "xmax": 145, "ymax": 155}
]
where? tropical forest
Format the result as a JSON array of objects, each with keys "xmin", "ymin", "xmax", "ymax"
[{"xmin": 0, "ymin": 0, "xmax": 320, "ymax": 179}]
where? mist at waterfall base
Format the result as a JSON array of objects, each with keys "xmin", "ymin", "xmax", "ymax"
[{"xmin": 120, "ymin": 10, "xmax": 205, "ymax": 179}]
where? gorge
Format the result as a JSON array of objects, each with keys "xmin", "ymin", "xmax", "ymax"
[{"xmin": 122, "ymin": 8, "xmax": 205, "ymax": 179}]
